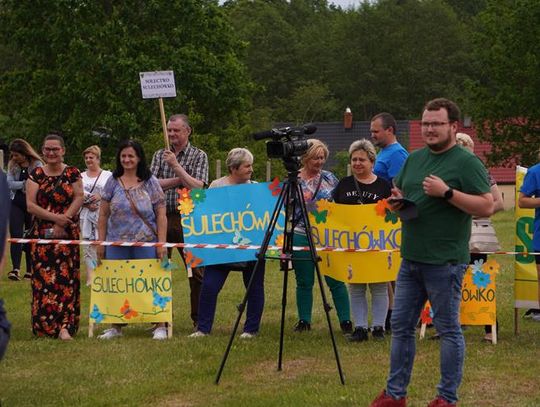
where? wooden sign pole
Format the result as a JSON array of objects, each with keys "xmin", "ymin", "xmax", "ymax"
[{"xmin": 159, "ymin": 97, "xmax": 169, "ymax": 149}]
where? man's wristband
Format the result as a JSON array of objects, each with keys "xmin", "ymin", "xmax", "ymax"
[{"xmin": 443, "ymin": 188, "xmax": 454, "ymax": 200}]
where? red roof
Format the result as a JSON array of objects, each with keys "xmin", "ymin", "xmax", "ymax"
[{"xmin": 408, "ymin": 121, "xmax": 515, "ymax": 184}]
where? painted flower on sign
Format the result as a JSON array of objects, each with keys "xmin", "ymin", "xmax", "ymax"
[
  {"xmin": 179, "ymin": 198, "xmax": 195, "ymax": 215},
  {"xmin": 90, "ymin": 304, "xmax": 104, "ymax": 323},
  {"xmin": 191, "ymin": 188, "xmax": 206, "ymax": 203},
  {"xmin": 473, "ymin": 270, "xmax": 491, "ymax": 289},
  {"xmin": 483, "ymin": 259, "xmax": 500, "ymax": 274}
]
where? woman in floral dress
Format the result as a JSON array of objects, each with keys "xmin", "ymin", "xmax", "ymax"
[{"xmin": 26, "ymin": 133, "xmax": 84, "ymax": 340}]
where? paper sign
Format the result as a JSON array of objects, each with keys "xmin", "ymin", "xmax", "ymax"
[
  {"xmin": 89, "ymin": 259, "xmax": 172, "ymax": 324},
  {"xmin": 180, "ymin": 182, "xmax": 284, "ymax": 267},
  {"xmin": 139, "ymin": 71, "xmax": 176, "ymax": 99},
  {"xmin": 309, "ymin": 200, "xmax": 401, "ymax": 283},
  {"xmin": 460, "ymin": 262, "xmax": 498, "ymax": 325}
]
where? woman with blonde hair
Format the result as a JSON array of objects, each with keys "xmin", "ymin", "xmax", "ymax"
[
  {"xmin": 80, "ymin": 145, "xmax": 112, "ymax": 285},
  {"xmin": 7, "ymin": 138, "xmax": 43, "ymax": 281},
  {"xmin": 292, "ymin": 139, "xmax": 352, "ymax": 333}
]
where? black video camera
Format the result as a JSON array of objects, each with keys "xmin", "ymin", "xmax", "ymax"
[{"xmin": 252, "ymin": 124, "xmax": 317, "ymax": 159}]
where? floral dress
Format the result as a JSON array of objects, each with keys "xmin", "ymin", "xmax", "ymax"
[{"xmin": 29, "ymin": 166, "xmax": 81, "ymax": 338}]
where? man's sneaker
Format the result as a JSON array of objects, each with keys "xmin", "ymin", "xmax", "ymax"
[
  {"xmin": 348, "ymin": 327, "xmax": 368, "ymax": 342},
  {"xmin": 239, "ymin": 332, "xmax": 257, "ymax": 339},
  {"xmin": 98, "ymin": 327, "xmax": 122, "ymax": 339},
  {"xmin": 23, "ymin": 271, "xmax": 32, "ymax": 280},
  {"xmin": 152, "ymin": 326, "xmax": 168, "ymax": 340},
  {"xmin": 293, "ymin": 320, "xmax": 311, "ymax": 332},
  {"xmin": 427, "ymin": 396, "xmax": 456, "ymax": 406},
  {"xmin": 340, "ymin": 320, "xmax": 353, "ymax": 334},
  {"xmin": 523, "ymin": 308, "xmax": 540, "ymax": 319},
  {"xmin": 188, "ymin": 330, "xmax": 208, "ymax": 338},
  {"xmin": 372, "ymin": 326, "xmax": 385, "ymax": 340},
  {"xmin": 370, "ymin": 389, "xmax": 406, "ymax": 406},
  {"xmin": 532, "ymin": 313, "xmax": 540, "ymax": 322},
  {"xmin": 7, "ymin": 270, "xmax": 20, "ymax": 281}
]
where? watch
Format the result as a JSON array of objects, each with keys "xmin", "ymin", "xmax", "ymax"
[{"xmin": 443, "ymin": 188, "xmax": 454, "ymax": 200}]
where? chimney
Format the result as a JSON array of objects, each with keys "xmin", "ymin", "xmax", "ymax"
[{"xmin": 344, "ymin": 107, "xmax": 353, "ymax": 129}]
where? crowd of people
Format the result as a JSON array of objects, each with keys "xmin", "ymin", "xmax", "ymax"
[{"xmin": 1, "ymin": 98, "xmax": 539, "ymax": 406}]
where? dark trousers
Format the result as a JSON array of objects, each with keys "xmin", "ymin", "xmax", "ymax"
[
  {"xmin": 9, "ymin": 202, "xmax": 32, "ymax": 272},
  {"xmin": 167, "ymin": 212, "xmax": 204, "ymax": 326},
  {"xmin": 198, "ymin": 262, "xmax": 265, "ymax": 334},
  {"xmin": 0, "ymin": 299, "xmax": 11, "ymax": 360}
]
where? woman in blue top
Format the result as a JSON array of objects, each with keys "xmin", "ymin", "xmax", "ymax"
[
  {"xmin": 6, "ymin": 139, "xmax": 43, "ymax": 281},
  {"xmin": 96, "ymin": 140, "xmax": 167, "ymax": 340},
  {"xmin": 292, "ymin": 139, "xmax": 352, "ymax": 333}
]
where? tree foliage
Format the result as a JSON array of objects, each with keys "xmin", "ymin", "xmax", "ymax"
[
  {"xmin": 0, "ymin": 0, "xmax": 252, "ymax": 166},
  {"xmin": 466, "ymin": 0, "xmax": 540, "ymax": 166}
]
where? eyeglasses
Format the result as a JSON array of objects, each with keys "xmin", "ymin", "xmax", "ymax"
[
  {"xmin": 421, "ymin": 121, "xmax": 450, "ymax": 129},
  {"xmin": 43, "ymin": 147, "xmax": 62, "ymax": 153}
]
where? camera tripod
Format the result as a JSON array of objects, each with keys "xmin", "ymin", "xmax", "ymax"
[{"xmin": 215, "ymin": 159, "xmax": 345, "ymax": 385}]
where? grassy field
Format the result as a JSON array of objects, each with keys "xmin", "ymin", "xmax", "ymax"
[{"xmin": 0, "ymin": 210, "xmax": 539, "ymax": 406}]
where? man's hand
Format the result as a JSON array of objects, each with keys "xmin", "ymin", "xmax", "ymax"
[
  {"xmin": 388, "ymin": 187, "xmax": 404, "ymax": 211},
  {"xmin": 422, "ymin": 174, "xmax": 448, "ymax": 198},
  {"xmin": 163, "ymin": 150, "xmax": 180, "ymax": 170}
]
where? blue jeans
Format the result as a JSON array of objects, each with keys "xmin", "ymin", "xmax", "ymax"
[
  {"xmin": 386, "ymin": 259, "xmax": 466, "ymax": 404},
  {"xmin": 197, "ymin": 261, "xmax": 265, "ymax": 334},
  {"xmin": 105, "ymin": 246, "xmax": 157, "ymax": 260}
]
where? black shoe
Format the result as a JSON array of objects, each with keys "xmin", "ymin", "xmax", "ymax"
[
  {"xmin": 8, "ymin": 270, "xmax": 20, "ymax": 281},
  {"xmin": 372, "ymin": 326, "xmax": 385, "ymax": 340},
  {"xmin": 294, "ymin": 320, "xmax": 311, "ymax": 332},
  {"xmin": 340, "ymin": 320, "xmax": 353, "ymax": 334},
  {"xmin": 385, "ymin": 309, "xmax": 392, "ymax": 332},
  {"xmin": 348, "ymin": 327, "xmax": 368, "ymax": 342}
]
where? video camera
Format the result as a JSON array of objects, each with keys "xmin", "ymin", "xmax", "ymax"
[{"xmin": 252, "ymin": 124, "xmax": 317, "ymax": 159}]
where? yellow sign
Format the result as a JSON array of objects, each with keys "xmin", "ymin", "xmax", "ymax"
[
  {"xmin": 89, "ymin": 259, "xmax": 172, "ymax": 324},
  {"xmin": 309, "ymin": 200, "xmax": 401, "ymax": 283},
  {"xmin": 460, "ymin": 262, "xmax": 498, "ymax": 325},
  {"xmin": 514, "ymin": 166, "xmax": 539, "ymax": 309}
]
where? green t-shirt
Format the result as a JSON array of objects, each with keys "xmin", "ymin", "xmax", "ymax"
[{"xmin": 395, "ymin": 145, "xmax": 491, "ymax": 265}]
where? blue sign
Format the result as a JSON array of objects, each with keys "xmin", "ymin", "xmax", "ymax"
[{"xmin": 180, "ymin": 182, "xmax": 285, "ymax": 266}]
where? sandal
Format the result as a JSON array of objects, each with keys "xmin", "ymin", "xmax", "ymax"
[{"xmin": 8, "ymin": 270, "xmax": 20, "ymax": 281}]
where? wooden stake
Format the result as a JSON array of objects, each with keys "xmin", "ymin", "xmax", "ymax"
[{"xmin": 159, "ymin": 97, "xmax": 169, "ymax": 149}]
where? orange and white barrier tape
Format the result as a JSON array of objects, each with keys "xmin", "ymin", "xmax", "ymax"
[{"xmin": 6, "ymin": 238, "xmax": 539, "ymax": 255}]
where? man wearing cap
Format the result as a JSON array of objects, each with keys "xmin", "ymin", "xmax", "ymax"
[{"xmin": 150, "ymin": 114, "xmax": 208, "ymax": 327}]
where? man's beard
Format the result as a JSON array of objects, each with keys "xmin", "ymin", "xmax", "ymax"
[{"xmin": 426, "ymin": 129, "xmax": 453, "ymax": 152}]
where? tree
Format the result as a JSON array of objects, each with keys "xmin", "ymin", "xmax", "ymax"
[
  {"xmin": 465, "ymin": 0, "xmax": 540, "ymax": 166},
  {"xmin": 0, "ymin": 0, "xmax": 252, "ymax": 166}
]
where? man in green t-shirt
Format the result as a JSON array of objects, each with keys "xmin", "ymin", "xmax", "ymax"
[{"xmin": 370, "ymin": 98, "xmax": 494, "ymax": 407}]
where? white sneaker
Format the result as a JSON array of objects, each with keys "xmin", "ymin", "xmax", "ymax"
[
  {"xmin": 239, "ymin": 332, "xmax": 257, "ymax": 339},
  {"xmin": 152, "ymin": 326, "xmax": 168, "ymax": 340},
  {"xmin": 532, "ymin": 314, "xmax": 540, "ymax": 322},
  {"xmin": 188, "ymin": 330, "xmax": 208, "ymax": 338},
  {"xmin": 98, "ymin": 327, "xmax": 122, "ymax": 339}
]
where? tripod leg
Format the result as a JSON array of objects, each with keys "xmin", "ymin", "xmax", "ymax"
[
  {"xmin": 278, "ymin": 267, "xmax": 288, "ymax": 371},
  {"xmin": 294, "ymin": 183, "xmax": 346, "ymax": 385},
  {"xmin": 215, "ymin": 182, "xmax": 290, "ymax": 384}
]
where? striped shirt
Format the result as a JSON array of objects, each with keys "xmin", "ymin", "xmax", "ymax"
[{"xmin": 150, "ymin": 142, "xmax": 208, "ymax": 214}]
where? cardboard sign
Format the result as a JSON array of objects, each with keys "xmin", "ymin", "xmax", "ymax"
[
  {"xmin": 139, "ymin": 71, "xmax": 176, "ymax": 99},
  {"xmin": 309, "ymin": 200, "xmax": 401, "ymax": 283},
  {"xmin": 89, "ymin": 259, "xmax": 172, "ymax": 324},
  {"xmin": 180, "ymin": 183, "xmax": 284, "ymax": 267},
  {"xmin": 460, "ymin": 262, "xmax": 498, "ymax": 325}
]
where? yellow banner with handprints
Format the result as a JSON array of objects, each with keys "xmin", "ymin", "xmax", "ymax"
[
  {"xmin": 514, "ymin": 166, "xmax": 539, "ymax": 309},
  {"xmin": 308, "ymin": 200, "xmax": 401, "ymax": 283},
  {"xmin": 89, "ymin": 259, "xmax": 173, "ymax": 324},
  {"xmin": 460, "ymin": 261, "xmax": 498, "ymax": 325}
]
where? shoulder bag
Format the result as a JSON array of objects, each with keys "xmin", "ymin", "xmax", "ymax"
[{"xmin": 118, "ymin": 178, "xmax": 158, "ymax": 237}]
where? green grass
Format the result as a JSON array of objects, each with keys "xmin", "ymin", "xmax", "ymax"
[{"xmin": 0, "ymin": 210, "xmax": 539, "ymax": 406}]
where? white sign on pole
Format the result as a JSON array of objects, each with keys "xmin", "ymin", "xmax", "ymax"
[{"xmin": 139, "ymin": 71, "xmax": 177, "ymax": 99}]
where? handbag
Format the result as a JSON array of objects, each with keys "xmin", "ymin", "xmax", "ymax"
[{"xmin": 469, "ymin": 218, "xmax": 500, "ymax": 252}]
